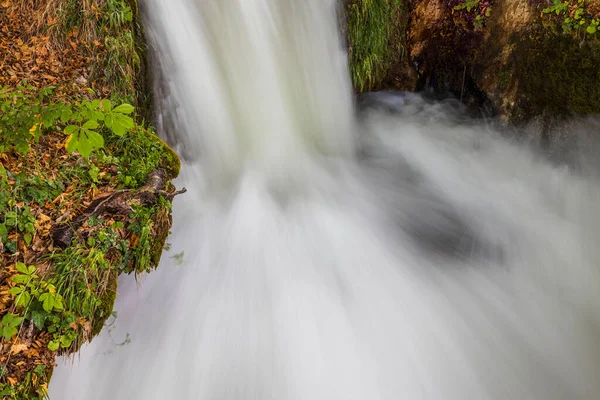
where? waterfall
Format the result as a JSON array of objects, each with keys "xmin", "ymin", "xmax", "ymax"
[{"xmin": 49, "ymin": 0, "xmax": 600, "ymax": 399}]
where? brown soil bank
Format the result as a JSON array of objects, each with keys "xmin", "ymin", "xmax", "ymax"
[{"xmin": 347, "ymin": 0, "xmax": 600, "ymax": 125}]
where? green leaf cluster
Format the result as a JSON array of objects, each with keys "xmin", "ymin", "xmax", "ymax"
[
  {"xmin": 0, "ymin": 314, "xmax": 23, "ymax": 341},
  {"xmin": 64, "ymin": 99, "xmax": 135, "ymax": 157},
  {"xmin": 543, "ymin": 0, "xmax": 599, "ymax": 37},
  {"xmin": 0, "ymin": 87, "xmax": 136, "ymax": 158}
]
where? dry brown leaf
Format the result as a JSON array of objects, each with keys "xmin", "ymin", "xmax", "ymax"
[{"xmin": 10, "ymin": 343, "xmax": 29, "ymax": 355}]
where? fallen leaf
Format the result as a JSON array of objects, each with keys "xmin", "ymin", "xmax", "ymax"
[{"xmin": 10, "ymin": 343, "xmax": 28, "ymax": 355}]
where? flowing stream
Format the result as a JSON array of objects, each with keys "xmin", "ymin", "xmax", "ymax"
[{"xmin": 49, "ymin": 0, "xmax": 600, "ymax": 399}]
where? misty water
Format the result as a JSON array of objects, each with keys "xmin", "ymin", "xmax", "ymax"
[{"xmin": 49, "ymin": 0, "xmax": 600, "ymax": 399}]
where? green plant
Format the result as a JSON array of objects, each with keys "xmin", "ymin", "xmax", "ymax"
[
  {"xmin": 454, "ymin": 0, "xmax": 480, "ymax": 12},
  {"xmin": 1, "ymin": 204, "xmax": 36, "ymax": 252},
  {"xmin": 0, "ymin": 314, "xmax": 23, "ymax": 341},
  {"xmin": 0, "ymin": 86, "xmax": 136, "ymax": 157},
  {"xmin": 64, "ymin": 99, "xmax": 135, "ymax": 157},
  {"xmin": 347, "ymin": 0, "xmax": 404, "ymax": 92},
  {"xmin": 543, "ymin": 0, "xmax": 569, "ymax": 15},
  {"xmin": 542, "ymin": 0, "xmax": 599, "ymax": 37}
]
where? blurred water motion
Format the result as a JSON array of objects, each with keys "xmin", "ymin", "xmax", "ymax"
[{"xmin": 50, "ymin": 1, "xmax": 600, "ymax": 399}]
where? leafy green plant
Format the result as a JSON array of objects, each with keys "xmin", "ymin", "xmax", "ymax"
[
  {"xmin": 454, "ymin": 0, "xmax": 480, "ymax": 12},
  {"xmin": 64, "ymin": 99, "xmax": 135, "ymax": 157},
  {"xmin": 347, "ymin": 0, "xmax": 404, "ymax": 92},
  {"xmin": 0, "ymin": 86, "xmax": 136, "ymax": 157},
  {"xmin": 542, "ymin": 0, "xmax": 598, "ymax": 37},
  {"xmin": 543, "ymin": 0, "xmax": 569, "ymax": 15},
  {"xmin": 0, "ymin": 314, "xmax": 23, "ymax": 341}
]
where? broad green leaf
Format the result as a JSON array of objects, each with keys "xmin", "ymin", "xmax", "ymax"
[
  {"xmin": 15, "ymin": 262, "xmax": 28, "ymax": 274},
  {"xmin": 12, "ymin": 275, "xmax": 28, "ymax": 284},
  {"xmin": 104, "ymin": 113, "xmax": 114, "ymax": 128},
  {"xmin": 65, "ymin": 134, "xmax": 78, "ymax": 153},
  {"xmin": 53, "ymin": 296, "xmax": 64, "ymax": 311},
  {"xmin": 85, "ymin": 130, "xmax": 105, "ymax": 148},
  {"xmin": 101, "ymin": 99, "xmax": 112, "ymax": 112},
  {"xmin": 31, "ymin": 310, "xmax": 47, "ymax": 330},
  {"xmin": 8, "ymin": 287, "xmax": 23, "ymax": 295},
  {"xmin": 64, "ymin": 125, "xmax": 79, "ymax": 135},
  {"xmin": 5, "ymin": 211, "xmax": 17, "ymax": 227},
  {"xmin": 111, "ymin": 113, "xmax": 134, "ymax": 136},
  {"xmin": 2, "ymin": 326, "xmax": 17, "ymax": 340},
  {"xmin": 15, "ymin": 291, "xmax": 31, "ymax": 308},
  {"xmin": 40, "ymin": 293, "xmax": 55, "ymax": 312},
  {"xmin": 60, "ymin": 335, "xmax": 73, "ymax": 348},
  {"xmin": 113, "ymin": 103, "xmax": 134, "ymax": 114},
  {"xmin": 94, "ymin": 110, "xmax": 105, "ymax": 121},
  {"xmin": 60, "ymin": 108, "xmax": 73, "ymax": 123},
  {"xmin": 78, "ymin": 134, "xmax": 94, "ymax": 157},
  {"xmin": 83, "ymin": 120, "xmax": 99, "ymax": 129},
  {"xmin": 48, "ymin": 340, "xmax": 59, "ymax": 351},
  {"xmin": 23, "ymin": 233, "xmax": 32, "ymax": 246}
]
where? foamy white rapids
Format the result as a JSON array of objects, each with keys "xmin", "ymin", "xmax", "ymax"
[{"xmin": 49, "ymin": 0, "xmax": 600, "ymax": 399}]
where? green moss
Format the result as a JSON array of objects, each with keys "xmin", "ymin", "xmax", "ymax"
[
  {"xmin": 149, "ymin": 205, "xmax": 172, "ymax": 269},
  {"xmin": 347, "ymin": 0, "xmax": 407, "ymax": 92},
  {"xmin": 91, "ymin": 270, "xmax": 118, "ymax": 337},
  {"xmin": 509, "ymin": 30, "xmax": 600, "ymax": 122},
  {"xmin": 147, "ymin": 131, "xmax": 181, "ymax": 179}
]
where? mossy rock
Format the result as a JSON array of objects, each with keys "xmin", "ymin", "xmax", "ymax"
[
  {"xmin": 91, "ymin": 269, "xmax": 118, "ymax": 337},
  {"xmin": 149, "ymin": 204, "xmax": 172, "ymax": 270},
  {"xmin": 507, "ymin": 31, "xmax": 600, "ymax": 123}
]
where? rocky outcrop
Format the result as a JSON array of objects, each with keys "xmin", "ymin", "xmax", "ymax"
[{"xmin": 348, "ymin": 0, "xmax": 600, "ymax": 125}]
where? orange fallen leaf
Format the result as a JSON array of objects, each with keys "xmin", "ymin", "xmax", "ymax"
[{"xmin": 10, "ymin": 343, "xmax": 28, "ymax": 355}]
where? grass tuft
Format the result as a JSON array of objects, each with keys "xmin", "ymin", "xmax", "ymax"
[{"xmin": 347, "ymin": 0, "xmax": 404, "ymax": 92}]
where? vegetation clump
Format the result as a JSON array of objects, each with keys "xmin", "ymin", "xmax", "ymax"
[
  {"xmin": 0, "ymin": 0, "xmax": 181, "ymax": 398},
  {"xmin": 346, "ymin": 0, "xmax": 407, "ymax": 92}
]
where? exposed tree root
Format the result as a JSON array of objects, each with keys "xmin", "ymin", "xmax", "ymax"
[{"xmin": 53, "ymin": 169, "xmax": 186, "ymax": 249}]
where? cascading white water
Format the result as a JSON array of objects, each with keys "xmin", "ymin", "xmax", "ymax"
[{"xmin": 49, "ymin": 0, "xmax": 600, "ymax": 399}]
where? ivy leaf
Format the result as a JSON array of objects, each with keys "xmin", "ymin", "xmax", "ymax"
[
  {"xmin": 113, "ymin": 103, "xmax": 134, "ymax": 114},
  {"xmin": 31, "ymin": 310, "xmax": 48, "ymax": 330}
]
